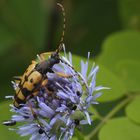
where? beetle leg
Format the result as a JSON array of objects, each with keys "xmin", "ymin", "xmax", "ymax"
[
  {"xmin": 55, "ymin": 71, "xmax": 73, "ymax": 78},
  {"xmin": 40, "ymin": 79, "xmax": 53, "ymax": 96},
  {"xmin": 41, "ymin": 79, "xmax": 48, "ymax": 86},
  {"xmin": 32, "ymin": 91, "xmax": 39, "ymax": 97},
  {"xmin": 13, "ymin": 76, "xmax": 22, "ymax": 81},
  {"xmin": 39, "ymin": 52, "xmax": 53, "ymax": 61},
  {"xmin": 13, "ymin": 76, "xmax": 22, "ymax": 85},
  {"xmin": 28, "ymin": 103, "xmax": 37, "ymax": 119},
  {"xmin": 31, "ymin": 60, "xmax": 37, "ymax": 64},
  {"xmin": 25, "ymin": 91, "xmax": 39, "ymax": 102},
  {"xmin": 28, "ymin": 102, "xmax": 43, "ymax": 125},
  {"xmin": 28, "ymin": 102, "xmax": 49, "ymax": 136}
]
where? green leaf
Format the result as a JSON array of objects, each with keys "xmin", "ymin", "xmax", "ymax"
[
  {"xmin": 125, "ymin": 96, "xmax": 140, "ymax": 124},
  {"xmin": 99, "ymin": 117, "xmax": 140, "ymax": 140},
  {"xmin": 97, "ymin": 31, "xmax": 140, "ymax": 73},
  {"xmin": 96, "ymin": 64, "xmax": 126, "ymax": 102},
  {"xmin": 0, "ymin": 101, "xmax": 28, "ymax": 140},
  {"xmin": 116, "ymin": 60, "xmax": 140, "ymax": 91},
  {"xmin": 119, "ymin": 0, "xmax": 140, "ymax": 30}
]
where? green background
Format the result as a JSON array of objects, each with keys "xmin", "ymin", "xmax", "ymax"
[{"xmin": 0, "ymin": 0, "xmax": 140, "ymax": 140}]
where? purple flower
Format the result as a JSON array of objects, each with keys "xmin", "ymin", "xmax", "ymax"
[{"xmin": 4, "ymin": 44, "xmax": 108, "ymax": 140}]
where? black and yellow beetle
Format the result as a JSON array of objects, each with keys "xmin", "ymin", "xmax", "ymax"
[
  {"xmin": 13, "ymin": 45, "xmax": 64, "ymax": 108},
  {"xmin": 13, "ymin": 3, "xmax": 67, "ymax": 108},
  {"xmin": 3, "ymin": 3, "xmax": 87, "ymax": 126},
  {"xmin": 3, "ymin": 3, "xmax": 69, "ymax": 126}
]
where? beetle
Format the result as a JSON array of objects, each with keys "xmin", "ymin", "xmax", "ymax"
[
  {"xmin": 13, "ymin": 46, "xmax": 64, "ymax": 108},
  {"xmin": 3, "ymin": 3, "xmax": 88, "ymax": 126},
  {"xmin": 3, "ymin": 3, "xmax": 72, "ymax": 126},
  {"xmin": 13, "ymin": 2, "xmax": 67, "ymax": 108}
]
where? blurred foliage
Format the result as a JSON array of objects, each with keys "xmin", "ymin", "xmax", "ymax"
[
  {"xmin": 119, "ymin": 0, "xmax": 140, "ymax": 30},
  {"xmin": 0, "ymin": 0, "xmax": 140, "ymax": 140},
  {"xmin": 99, "ymin": 117, "xmax": 140, "ymax": 140}
]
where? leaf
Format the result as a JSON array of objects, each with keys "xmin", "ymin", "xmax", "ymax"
[
  {"xmin": 99, "ymin": 117, "xmax": 140, "ymax": 140},
  {"xmin": 96, "ymin": 64, "xmax": 126, "ymax": 102},
  {"xmin": 0, "ymin": 101, "xmax": 28, "ymax": 140},
  {"xmin": 116, "ymin": 60, "xmax": 140, "ymax": 91},
  {"xmin": 97, "ymin": 31, "xmax": 140, "ymax": 73},
  {"xmin": 119, "ymin": 0, "xmax": 140, "ymax": 30},
  {"xmin": 125, "ymin": 96, "xmax": 140, "ymax": 124}
]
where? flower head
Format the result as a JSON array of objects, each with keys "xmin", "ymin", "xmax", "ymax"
[{"xmin": 4, "ymin": 44, "xmax": 107, "ymax": 140}]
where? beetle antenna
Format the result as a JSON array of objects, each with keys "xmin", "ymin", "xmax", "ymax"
[
  {"xmin": 56, "ymin": 3, "xmax": 66, "ymax": 53},
  {"xmin": 56, "ymin": 43, "xmax": 63, "ymax": 54}
]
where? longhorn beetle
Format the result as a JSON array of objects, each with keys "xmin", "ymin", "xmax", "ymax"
[
  {"xmin": 13, "ymin": 3, "xmax": 67, "ymax": 109},
  {"xmin": 3, "ymin": 3, "xmax": 88, "ymax": 127}
]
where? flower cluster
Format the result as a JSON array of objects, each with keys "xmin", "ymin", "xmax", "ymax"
[{"xmin": 5, "ymin": 46, "xmax": 106, "ymax": 140}]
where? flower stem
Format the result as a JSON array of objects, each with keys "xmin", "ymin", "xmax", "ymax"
[{"xmin": 86, "ymin": 94, "xmax": 134, "ymax": 140}]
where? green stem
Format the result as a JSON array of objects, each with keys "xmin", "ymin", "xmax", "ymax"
[{"xmin": 86, "ymin": 95, "xmax": 133, "ymax": 140}]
